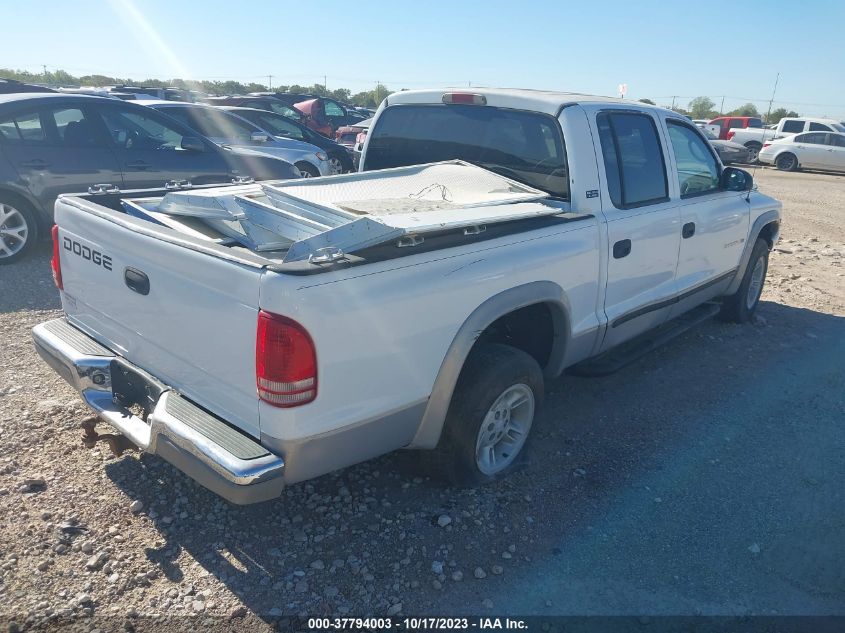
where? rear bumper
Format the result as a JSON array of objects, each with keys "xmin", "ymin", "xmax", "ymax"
[{"xmin": 32, "ymin": 318, "xmax": 285, "ymax": 504}]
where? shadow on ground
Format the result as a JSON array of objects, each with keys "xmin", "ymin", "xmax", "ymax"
[{"xmin": 97, "ymin": 300, "xmax": 844, "ymax": 621}]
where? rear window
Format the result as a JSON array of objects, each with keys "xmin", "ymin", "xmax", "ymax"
[
  {"xmin": 747, "ymin": 118, "xmax": 763, "ymax": 128},
  {"xmin": 364, "ymin": 104, "xmax": 569, "ymax": 199},
  {"xmin": 809, "ymin": 122, "xmax": 832, "ymax": 132},
  {"xmin": 781, "ymin": 120, "xmax": 804, "ymax": 134}
]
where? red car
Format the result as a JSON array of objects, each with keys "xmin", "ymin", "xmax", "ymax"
[
  {"xmin": 292, "ymin": 99, "xmax": 333, "ymax": 138},
  {"xmin": 707, "ymin": 116, "xmax": 763, "ymax": 140}
]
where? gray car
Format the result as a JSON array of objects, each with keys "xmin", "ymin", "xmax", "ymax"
[
  {"xmin": 0, "ymin": 93, "xmax": 299, "ymax": 263},
  {"xmin": 702, "ymin": 127, "xmax": 751, "ymax": 164}
]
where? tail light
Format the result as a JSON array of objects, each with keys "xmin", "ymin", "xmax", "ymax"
[
  {"xmin": 727, "ymin": 130, "xmax": 735, "ymax": 140},
  {"xmin": 256, "ymin": 310, "xmax": 316, "ymax": 407},
  {"xmin": 442, "ymin": 92, "xmax": 487, "ymax": 105},
  {"xmin": 50, "ymin": 225, "xmax": 63, "ymax": 290}
]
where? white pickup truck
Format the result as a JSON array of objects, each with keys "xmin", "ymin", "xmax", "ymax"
[
  {"xmin": 33, "ymin": 88, "xmax": 782, "ymax": 504},
  {"xmin": 726, "ymin": 117, "xmax": 845, "ymax": 162}
]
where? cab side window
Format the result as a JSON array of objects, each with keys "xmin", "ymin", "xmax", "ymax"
[
  {"xmin": 666, "ymin": 121, "xmax": 720, "ymax": 197},
  {"xmin": 597, "ymin": 111, "xmax": 668, "ymax": 209},
  {"xmin": 808, "ymin": 122, "xmax": 832, "ymax": 132}
]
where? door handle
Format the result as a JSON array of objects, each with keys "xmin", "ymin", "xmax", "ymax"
[
  {"xmin": 613, "ymin": 239, "xmax": 632, "ymax": 259},
  {"xmin": 124, "ymin": 267, "xmax": 150, "ymax": 295},
  {"xmin": 682, "ymin": 222, "xmax": 696, "ymax": 239},
  {"xmin": 125, "ymin": 160, "xmax": 151, "ymax": 170},
  {"xmin": 20, "ymin": 159, "xmax": 50, "ymax": 169}
]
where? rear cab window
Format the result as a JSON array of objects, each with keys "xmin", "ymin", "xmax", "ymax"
[
  {"xmin": 363, "ymin": 104, "xmax": 569, "ymax": 199},
  {"xmin": 781, "ymin": 120, "xmax": 804, "ymax": 134},
  {"xmin": 596, "ymin": 111, "xmax": 668, "ymax": 209}
]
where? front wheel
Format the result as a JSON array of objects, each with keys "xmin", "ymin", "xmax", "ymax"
[
  {"xmin": 435, "ymin": 343, "xmax": 543, "ymax": 485},
  {"xmin": 295, "ymin": 162, "xmax": 320, "ymax": 178},
  {"xmin": 0, "ymin": 197, "xmax": 38, "ymax": 264},
  {"xmin": 719, "ymin": 238, "xmax": 769, "ymax": 323}
]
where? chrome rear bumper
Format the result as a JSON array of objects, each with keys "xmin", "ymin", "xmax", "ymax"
[{"xmin": 32, "ymin": 318, "xmax": 285, "ymax": 505}]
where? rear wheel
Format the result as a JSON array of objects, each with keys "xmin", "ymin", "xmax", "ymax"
[
  {"xmin": 744, "ymin": 142, "xmax": 762, "ymax": 164},
  {"xmin": 0, "ymin": 196, "xmax": 38, "ymax": 265},
  {"xmin": 775, "ymin": 152, "xmax": 798, "ymax": 171},
  {"xmin": 434, "ymin": 343, "xmax": 543, "ymax": 485},
  {"xmin": 719, "ymin": 238, "xmax": 769, "ymax": 323},
  {"xmin": 295, "ymin": 162, "xmax": 319, "ymax": 178}
]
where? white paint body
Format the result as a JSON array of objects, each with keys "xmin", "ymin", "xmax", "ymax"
[
  {"xmin": 54, "ymin": 89, "xmax": 782, "ymax": 484},
  {"xmin": 758, "ymin": 131, "xmax": 845, "ymax": 172}
]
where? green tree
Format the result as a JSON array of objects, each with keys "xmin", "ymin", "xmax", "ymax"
[
  {"xmin": 766, "ymin": 107, "xmax": 800, "ymax": 124},
  {"xmin": 688, "ymin": 96, "xmax": 716, "ymax": 119},
  {"xmin": 638, "ymin": 98, "xmax": 655, "ymax": 105},
  {"xmin": 727, "ymin": 102, "xmax": 760, "ymax": 117}
]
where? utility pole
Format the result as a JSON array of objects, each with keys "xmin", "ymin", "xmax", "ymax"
[
  {"xmin": 324, "ymin": 75, "xmax": 327, "ymax": 92},
  {"xmin": 42, "ymin": 64, "xmax": 47, "ymax": 79},
  {"xmin": 267, "ymin": 75, "xmax": 273, "ymax": 90},
  {"xmin": 719, "ymin": 96, "xmax": 725, "ymax": 115},
  {"xmin": 670, "ymin": 95, "xmax": 676, "ymax": 110}
]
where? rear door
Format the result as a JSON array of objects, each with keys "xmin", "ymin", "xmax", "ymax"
[
  {"xmin": 0, "ymin": 102, "xmax": 122, "ymax": 216},
  {"xmin": 593, "ymin": 109, "xmax": 681, "ymax": 351},
  {"xmin": 792, "ymin": 132, "xmax": 829, "ymax": 168},
  {"xmin": 56, "ymin": 201, "xmax": 264, "ymax": 438},
  {"xmin": 94, "ymin": 102, "xmax": 235, "ymax": 189},
  {"xmin": 663, "ymin": 118, "xmax": 749, "ymax": 317}
]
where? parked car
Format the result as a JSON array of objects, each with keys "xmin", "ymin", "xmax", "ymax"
[
  {"xmin": 692, "ymin": 119, "xmax": 710, "ymax": 128},
  {"xmin": 727, "ymin": 117, "xmax": 845, "ymax": 163},
  {"xmin": 0, "ymin": 93, "xmax": 299, "ymax": 263},
  {"xmin": 0, "ymin": 79, "xmax": 55, "ymax": 94},
  {"xmin": 705, "ymin": 116, "xmax": 764, "ymax": 140},
  {"xmin": 335, "ymin": 118, "xmax": 370, "ymax": 148},
  {"xmin": 202, "ymin": 96, "xmax": 306, "ymax": 124},
  {"xmin": 33, "ymin": 88, "xmax": 780, "ymax": 503},
  {"xmin": 143, "ymin": 101, "xmax": 330, "ymax": 177},
  {"xmin": 256, "ymin": 93, "xmax": 366, "ymax": 131},
  {"xmin": 218, "ymin": 106, "xmax": 354, "ymax": 174},
  {"xmin": 758, "ymin": 131, "xmax": 845, "ymax": 172},
  {"xmin": 701, "ymin": 127, "xmax": 751, "ymax": 164}
]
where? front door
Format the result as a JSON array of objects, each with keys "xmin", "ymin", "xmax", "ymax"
[
  {"xmin": 94, "ymin": 103, "xmax": 234, "ymax": 189},
  {"xmin": 593, "ymin": 109, "xmax": 681, "ymax": 351},
  {"xmin": 663, "ymin": 119, "xmax": 749, "ymax": 318}
]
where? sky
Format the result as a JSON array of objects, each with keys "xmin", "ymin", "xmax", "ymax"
[{"xmin": 4, "ymin": 0, "xmax": 845, "ymax": 119}]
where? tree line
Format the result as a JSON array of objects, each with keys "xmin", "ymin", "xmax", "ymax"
[
  {"xmin": 2, "ymin": 68, "xmax": 804, "ymax": 120},
  {"xmin": 638, "ymin": 96, "xmax": 799, "ymax": 124},
  {"xmin": 0, "ymin": 68, "xmax": 391, "ymax": 108}
]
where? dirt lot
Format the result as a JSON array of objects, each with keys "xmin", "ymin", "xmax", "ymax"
[{"xmin": 0, "ymin": 168, "xmax": 843, "ymax": 630}]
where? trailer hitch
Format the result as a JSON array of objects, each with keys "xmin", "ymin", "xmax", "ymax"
[{"xmin": 81, "ymin": 416, "xmax": 137, "ymax": 457}]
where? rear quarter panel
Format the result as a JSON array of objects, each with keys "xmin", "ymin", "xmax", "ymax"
[{"xmin": 257, "ymin": 218, "xmax": 602, "ymax": 443}]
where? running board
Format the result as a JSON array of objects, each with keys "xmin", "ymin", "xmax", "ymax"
[{"xmin": 569, "ymin": 302, "xmax": 722, "ymax": 377}]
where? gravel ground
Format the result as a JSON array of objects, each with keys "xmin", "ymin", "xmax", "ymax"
[{"xmin": 0, "ymin": 168, "xmax": 843, "ymax": 630}]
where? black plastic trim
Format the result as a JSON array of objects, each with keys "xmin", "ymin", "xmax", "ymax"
[{"xmin": 612, "ymin": 268, "xmax": 737, "ymax": 327}]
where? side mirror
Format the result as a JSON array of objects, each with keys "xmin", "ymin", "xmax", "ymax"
[
  {"xmin": 180, "ymin": 136, "xmax": 206, "ymax": 152},
  {"xmin": 250, "ymin": 131, "xmax": 269, "ymax": 143},
  {"xmin": 721, "ymin": 166, "xmax": 753, "ymax": 192}
]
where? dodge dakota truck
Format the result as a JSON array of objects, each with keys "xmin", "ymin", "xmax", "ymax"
[{"xmin": 33, "ymin": 88, "xmax": 782, "ymax": 504}]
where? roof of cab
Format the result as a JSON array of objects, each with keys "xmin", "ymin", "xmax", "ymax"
[{"xmin": 385, "ymin": 87, "xmax": 662, "ymax": 116}]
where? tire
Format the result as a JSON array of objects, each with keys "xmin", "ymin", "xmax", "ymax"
[
  {"xmin": 775, "ymin": 152, "xmax": 798, "ymax": 172},
  {"xmin": 295, "ymin": 162, "xmax": 320, "ymax": 178},
  {"xmin": 434, "ymin": 343, "xmax": 544, "ymax": 485},
  {"xmin": 719, "ymin": 238, "xmax": 769, "ymax": 323},
  {"xmin": 744, "ymin": 142, "xmax": 762, "ymax": 164},
  {"xmin": 0, "ymin": 194, "xmax": 38, "ymax": 265}
]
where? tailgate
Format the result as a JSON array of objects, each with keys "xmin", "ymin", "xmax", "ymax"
[{"xmin": 54, "ymin": 198, "xmax": 264, "ymax": 439}]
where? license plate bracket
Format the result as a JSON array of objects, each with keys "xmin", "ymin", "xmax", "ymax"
[{"xmin": 110, "ymin": 358, "xmax": 166, "ymax": 421}]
